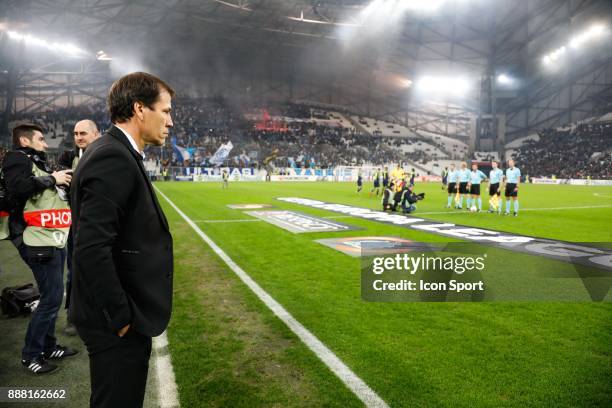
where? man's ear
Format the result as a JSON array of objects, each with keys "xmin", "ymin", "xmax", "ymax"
[
  {"xmin": 19, "ymin": 136, "xmax": 31, "ymax": 147},
  {"xmin": 133, "ymin": 101, "xmax": 145, "ymax": 121}
]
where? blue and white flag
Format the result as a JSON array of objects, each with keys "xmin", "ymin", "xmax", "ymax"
[
  {"xmin": 172, "ymin": 137, "xmax": 191, "ymax": 162},
  {"xmin": 210, "ymin": 141, "xmax": 234, "ymax": 166}
]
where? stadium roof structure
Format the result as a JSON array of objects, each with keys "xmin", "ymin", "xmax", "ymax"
[{"xmin": 1, "ymin": 0, "xmax": 612, "ymax": 144}]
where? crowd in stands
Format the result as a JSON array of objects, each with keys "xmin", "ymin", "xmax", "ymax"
[
  {"xmin": 9, "ymin": 104, "xmax": 110, "ymax": 142},
  {"xmin": 514, "ymin": 122, "xmax": 612, "ymax": 179},
  {"xmin": 473, "ymin": 151, "xmax": 500, "ymax": 162},
  {"xmin": 1, "ymin": 98, "xmax": 452, "ymax": 169},
  {"xmin": 2, "ymin": 98, "xmax": 610, "ymax": 179},
  {"xmin": 142, "ymin": 99, "xmax": 442, "ymax": 168}
]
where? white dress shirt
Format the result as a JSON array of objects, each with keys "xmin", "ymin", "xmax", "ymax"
[{"xmin": 115, "ymin": 125, "xmax": 145, "ymax": 159}]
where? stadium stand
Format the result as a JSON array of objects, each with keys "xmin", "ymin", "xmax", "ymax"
[
  {"xmin": 7, "ymin": 99, "xmax": 610, "ymax": 179},
  {"xmin": 349, "ymin": 116, "xmax": 415, "ymax": 138},
  {"xmin": 415, "ymin": 130, "xmax": 469, "ymax": 158},
  {"xmin": 510, "ymin": 121, "xmax": 611, "ymax": 179},
  {"xmin": 473, "ymin": 151, "xmax": 500, "ymax": 161},
  {"xmin": 6, "ymin": 104, "xmax": 111, "ymax": 165},
  {"xmin": 598, "ymin": 112, "xmax": 612, "ymax": 122}
]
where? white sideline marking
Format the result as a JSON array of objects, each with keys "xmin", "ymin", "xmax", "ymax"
[
  {"xmin": 153, "ymin": 331, "xmax": 180, "ymax": 408},
  {"xmin": 193, "ymin": 219, "xmax": 262, "ymax": 223},
  {"xmin": 418, "ymin": 204, "xmax": 612, "ymax": 215},
  {"xmin": 155, "ymin": 187, "xmax": 389, "ymax": 408},
  {"xmin": 593, "ymin": 193, "xmax": 612, "ymax": 199}
]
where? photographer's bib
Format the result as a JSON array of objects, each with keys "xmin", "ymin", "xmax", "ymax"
[{"xmin": 22, "ymin": 164, "xmax": 71, "ymax": 248}]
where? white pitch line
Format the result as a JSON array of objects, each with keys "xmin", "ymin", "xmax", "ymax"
[
  {"xmin": 193, "ymin": 219, "xmax": 262, "ymax": 223},
  {"xmin": 155, "ymin": 186, "xmax": 389, "ymax": 408},
  {"xmin": 593, "ymin": 193, "xmax": 612, "ymax": 199},
  {"xmin": 416, "ymin": 204, "xmax": 612, "ymax": 216},
  {"xmin": 153, "ymin": 331, "xmax": 180, "ymax": 408}
]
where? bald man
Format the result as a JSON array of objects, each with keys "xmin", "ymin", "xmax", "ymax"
[
  {"xmin": 58, "ymin": 119, "xmax": 100, "ymax": 336},
  {"xmin": 59, "ymin": 120, "xmax": 101, "ymax": 170}
]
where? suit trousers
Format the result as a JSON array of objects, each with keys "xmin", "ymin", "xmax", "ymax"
[{"xmin": 76, "ymin": 325, "xmax": 152, "ymax": 408}]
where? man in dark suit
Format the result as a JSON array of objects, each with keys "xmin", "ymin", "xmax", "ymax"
[{"xmin": 70, "ymin": 72, "xmax": 174, "ymax": 408}]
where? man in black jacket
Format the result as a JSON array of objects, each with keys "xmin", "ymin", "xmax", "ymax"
[
  {"xmin": 57, "ymin": 119, "xmax": 100, "ymax": 336},
  {"xmin": 70, "ymin": 72, "xmax": 174, "ymax": 408},
  {"xmin": 2, "ymin": 123, "xmax": 77, "ymax": 374}
]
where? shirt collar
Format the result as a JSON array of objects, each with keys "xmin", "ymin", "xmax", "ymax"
[{"xmin": 115, "ymin": 125, "xmax": 145, "ymax": 159}]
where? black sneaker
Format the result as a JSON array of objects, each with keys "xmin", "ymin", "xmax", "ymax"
[
  {"xmin": 22, "ymin": 356, "xmax": 57, "ymax": 374},
  {"xmin": 513, "ymin": 212, "xmax": 518, "ymax": 217},
  {"xmin": 43, "ymin": 345, "xmax": 78, "ymax": 360}
]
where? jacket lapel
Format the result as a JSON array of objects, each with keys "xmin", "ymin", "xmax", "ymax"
[{"xmin": 107, "ymin": 126, "xmax": 170, "ymax": 232}]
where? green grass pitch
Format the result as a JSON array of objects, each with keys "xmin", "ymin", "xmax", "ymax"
[
  {"xmin": 157, "ymin": 181, "xmax": 611, "ymax": 407},
  {"xmin": 0, "ymin": 181, "xmax": 609, "ymax": 407}
]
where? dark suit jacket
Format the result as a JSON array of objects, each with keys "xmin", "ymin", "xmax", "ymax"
[{"xmin": 69, "ymin": 125, "xmax": 173, "ymax": 337}]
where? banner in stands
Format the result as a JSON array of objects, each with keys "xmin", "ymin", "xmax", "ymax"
[
  {"xmin": 277, "ymin": 197, "xmax": 612, "ymax": 281},
  {"xmin": 171, "ymin": 137, "xmax": 191, "ymax": 162},
  {"xmin": 209, "ymin": 141, "xmax": 234, "ymax": 165}
]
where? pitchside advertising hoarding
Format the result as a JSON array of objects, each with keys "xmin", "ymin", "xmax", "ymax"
[
  {"xmin": 170, "ymin": 167, "xmax": 334, "ymax": 181},
  {"xmin": 168, "ymin": 166, "xmax": 611, "ymax": 184},
  {"xmin": 276, "ymin": 197, "xmax": 611, "ymax": 302},
  {"xmin": 191, "ymin": 167, "xmax": 259, "ymax": 181},
  {"xmin": 532, "ymin": 178, "xmax": 612, "ymax": 186},
  {"xmin": 270, "ymin": 168, "xmax": 334, "ymax": 182}
]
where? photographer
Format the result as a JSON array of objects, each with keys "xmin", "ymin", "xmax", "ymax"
[
  {"xmin": 2, "ymin": 123, "xmax": 78, "ymax": 374},
  {"xmin": 398, "ymin": 184, "xmax": 425, "ymax": 214}
]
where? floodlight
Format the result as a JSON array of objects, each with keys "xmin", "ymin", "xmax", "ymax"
[
  {"xmin": 543, "ymin": 23, "xmax": 608, "ymax": 65},
  {"xmin": 6, "ymin": 30, "xmax": 87, "ymax": 57},
  {"xmin": 96, "ymin": 50, "xmax": 113, "ymax": 61},
  {"xmin": 416, "ymin": 76, "xmax": 470, "ymax": 96},
  {"xmin": 588, "ymin": 24, "xmax": 605, "ymax": 36},
  {"xmin": 399, "ymin": 0, "xmax": 444, "ymax": 12},
  {"xmin": 497, "ymin": 74, "xmax": 512, "ymax": 84}
]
